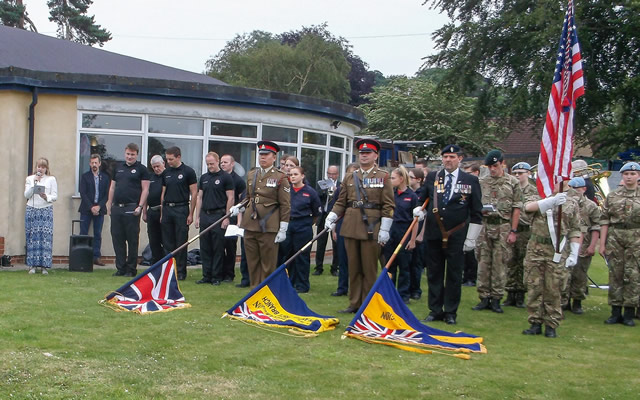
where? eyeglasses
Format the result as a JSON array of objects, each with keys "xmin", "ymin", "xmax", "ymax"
[{"xmin": 409, "ymin": 176, "xmax": 417, "ymax": 179}]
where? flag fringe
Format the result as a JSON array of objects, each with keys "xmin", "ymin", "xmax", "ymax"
[
  {"xmin": 225, "ymin": 314, "xmax": 321, "ymax": 337},
  {"xmin": 98, "ymin": 298, "xmax": 191, "ymax": 315},
  {"xmin": 343, "ymin": 332, "xmax": 474, "ymax": 360}
]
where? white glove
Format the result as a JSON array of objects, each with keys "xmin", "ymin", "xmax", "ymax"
[
  {"xmin": 324, "ymin": 212, "xmax": 338, "ymax": 232},
  {"xmin": 274, "ymin": 221, "xmax": 288, "ymax": 243},
  {"xmin": 537, "ymin": 193, "xmax": 567, "ymax": 213},
  {"xmin": 413, "ymin": 206, "xmax": 425, "ymax": 222},
  {"xmin": 229, "ymin": 204, "xmax": 245, "ymax": 217},
  {"xmin": 463, "ymin": 223, "xmax": 483, "ymax": 252},
  {"xmin": 378, "ymin": 217, "xmax": 393, "ymax": 245},
  {"xmin": 565, "ymin": 241, "xmax": 580, "ymax": 268}
]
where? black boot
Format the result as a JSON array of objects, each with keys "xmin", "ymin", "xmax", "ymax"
[
  {"xmin": 571, "ymin": 299, "xmax": 584, "ymax": 315},
  {"xmin": 561, "ymin": 299, "xmax": 571, "ymax": 311},
  {"xmin": 604, "ymin": 306, "xmax": 622, "ymax": 324},
  {"xmin": 515, "ymin": 291, "xmax": 526, "ymax": 308},
  {"xmin": 503, "ymin": 292, "xmax": 516, "ymax": 307},
  {"xmin": 522, "ymin": 323, "xmax": 542, "ymax": 335},
  {"xmin": 544, "ymin": 325, "xmax": 557, "ymax": 338},
  {"xmin": 622, "ymin": 307, "xmax": 636, "ymax": 327},
  {"xmin": 472, "ymin": 298, "xmax": 490, "ymax": 311},
  {"xmin": 490, "ymin": 298, "xmax": 504, "ymax": 313}
]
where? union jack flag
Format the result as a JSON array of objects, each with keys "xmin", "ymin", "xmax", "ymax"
[
  {"xmin": 536, "ymin": 0, "xmax": 584, "ymax": 198},
  {"xmin": 231, "ymin": 303, "xmax": 275, "ymax": 323},
  {"xmin": 350, "ymin": 314, "xmax": 423, "ymax": 344},
  {"xmin": 102, "ymin": 257, "xmax": 191, "ymax": 314}
]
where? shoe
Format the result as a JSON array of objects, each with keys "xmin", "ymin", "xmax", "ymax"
[
  {"xmin": 503, "ymin": 292, "xmax": 516, "ymax": 307},
  {"xmin": 112, "ymin": 271, "xmax": 124, "ymax": 276},
  {"xmin": 422, "ymin": 313, "xmax": 443, "ymax": 322},
  {"xmin": 472, "ymin": 298, "xmax": 490, "ymax": 311},
  {"xmin": 212, "ymin": 280, "xmax": 221, "ymax": 286},
  {"xmin": 490, "ymin": 298, "xmax": 504, "ymax": 314},
  {"xmin": 338, "ymin": 307, "xmax": 358, "ymax": 314},
  {"xmin": 571, "ymin": 299, "xmax": 584, "ymax": 315},
  {"xmin": 93, "ymin": 258, "xmax": 105, "ymax": 266},
  {"xmin": 444, "ymin": 315, "xmax": 457, "ymax": 325},
  {"xmin": 236, "ymin": 283, "xmax": 249, "ymax": 288},
  {"xmin": 402, "ymin": 298, "xmax": 410, "ymax": 305},
  {"xmin": 123, "ymin": 272, "xmax": 135, "ymax": 277},
  {"xmin": 177, "ymin": 274, "xmax": 186, "ymax": 281},
  {"xmin": 331, "ymin": 291, "xmax": 347, "ymax": 297},
  {"xmin": 561, "ymin": 301, "xmax": 571, "ymax": 311},
  {"xmin": 29, "ymin": 267, "xmax": 36, "ymax": 274},
  {"xmin": 410, "ymin": 293, "xmax": 421, "ymax": 300},
  {"xmin": 515, "ymin": 292, "xmax": 526, "ymax": 308},
  {"xmin": 42, "ymin": 268, "xmax": 49, "ymax": 275},
  {"xmin": 605, "ymin": 306, "xmax": 623, "ymax": 324},
  {"xmin": 312, "ymin": 270, "xmax": 323, "ymax": 276},
  {"xmin": 196, "ymin": 279, "xmax": 211, "ymax": 284},
  {"xmin": 330, "ymin": 270, "xmax": 339, "ymax": 277},
  {"xmin": 462, "ymin": 281, "xmax": 473, "ymax": 287},
  {"xmin": 544, "ymin": 325, "xmax": 557, "ymax": 338},
  {"xmin": 622, "ymin": 307, "xmax": 636, "ymax": 327},
  {"xmin": 222, "ymin": 278, "xmax": 234, "ymax": 283},
  {"xmin": 522, "ymin": 323, "xmax": 542, "ymax": 335}
]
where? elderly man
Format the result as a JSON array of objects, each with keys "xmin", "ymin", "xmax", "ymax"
[
  {"xmin": 220, "ymin": 154, "xmax": 247, "ymax": 284},
  {"xmin": 143, "ymin": 155, "xmax": 166, "ymax": 264}
]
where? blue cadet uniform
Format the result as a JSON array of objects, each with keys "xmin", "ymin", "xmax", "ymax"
[
  {"xmin": 383, "ymin": 187, "xmax": 419, "ymax": 302},
  {"xmin": 282, "ymin": 183, "xmax": 322, "ymax": 293}
]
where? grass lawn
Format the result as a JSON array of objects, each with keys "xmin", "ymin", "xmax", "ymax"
[{"xmin": 1, "ymin": 255, "xmax": 638, "ymax": 399}]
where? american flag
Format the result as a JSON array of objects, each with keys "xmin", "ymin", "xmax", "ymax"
[{"xmin": 536, "ymin": 0, "xmax": 585, "ymax": 198}]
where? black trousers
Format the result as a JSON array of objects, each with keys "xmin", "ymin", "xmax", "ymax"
[
  {"xmin": 283, "ymin": 220, "xmax": 313, "ymax": 292},
  {"xmin": 222, "ymin": 216, "xmax": 238, "ymax": 280},
  {"xmin": 383, "ymin": 223, "xmax": 412, "ymax": 300},
  {"xmin": 239, "ymin": 239, "xmax": 249, "ymax": 286},
  {"xmin": 315, "ymin": 212, "xmax": 338, "ymax": 273},
  {"xmin": 161, "ymin": 205, "xmax": 189, "ymax": 276},
  {"xmin": 424, "ymin": 235, "xmax": 465, "ymax": 317},
  {"xmin": 146, "ymin": 208, "xmax": 165, "ymax": 264},
  {"xmin": 199, "ymin": 211, "xmax": 225, "ymax": 282},
  {"xmin": 463, "ymin": 249, "xmax": 478, "ymax": 283},
  {"xmin": 409, "ymin": 240, "xmax": 425, "ymax": 297},
  {"xmin": 110, "ymin": 205, "xmax": 140, "ymax": 274}
]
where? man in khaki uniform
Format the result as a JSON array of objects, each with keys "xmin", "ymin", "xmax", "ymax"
[
  {"xmin": 326, "ymin": 139, "xmax": 395, "ymax": 313},
  {"xmin": 231, "ymin": 140, "xmax": 290, "ymax": 287},
  {"xmin": 473, "ymin": 150, "xmax": 522, "ymax": 314}
]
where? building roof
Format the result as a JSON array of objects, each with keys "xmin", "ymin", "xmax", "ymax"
[{"xmin": 497, "ymin": 119, "xmax": 542, "ymax": 157}]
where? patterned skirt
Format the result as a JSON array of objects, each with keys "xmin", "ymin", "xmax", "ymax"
[{"xmin": 25, "ymin": 205, "xmax": 54, "ymax": 268}]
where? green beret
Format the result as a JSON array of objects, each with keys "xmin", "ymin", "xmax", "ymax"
[{"xmin": 484, "ymin": 150, "xmax": 503, "ymax": 166}]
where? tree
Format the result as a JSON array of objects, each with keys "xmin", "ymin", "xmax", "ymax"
[
  {"xmin": 0, "ymin": 0, "xmax": 37, "ymax": 31},
  {"xmin": 47, "ymin": 0, "xmax": 111, "ymax": 47},
  {"xmin": 423, "ymin": 0, "xmax": 640, "ymax": 158},
  {"xmin": 360, "ymin": 76, "xmax": 500, "ymax": 156}
]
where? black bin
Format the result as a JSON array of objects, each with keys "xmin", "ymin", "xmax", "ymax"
[{"xmin": 69, "ymin": 220, "xmax": 93, "ymax": 272}]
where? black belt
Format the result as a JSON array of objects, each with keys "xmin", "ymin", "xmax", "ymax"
[
  {"xmin": 517, "ymin": 224, "xmax": 530, "ymax": 233},
  {"xmin": 351, "ymin": 201, "xmax": 381, "ymax": 209},
  {"xmin": 204, "ymin": 208, "xmax": 225, "ymax": 215},
  {"xmin": 114, "ymin": 202, "xmax": 137, "ymax": 208},
  {"xmin": 611, "ymin": 222, "xmax": 640, "ymax": 230},
  {"xmin": 148, "ymin": 205, "xmax": 162, "ymax": 211},
  {"xmin": 484, "ymin": 216, "xmax": 508, "ymax": 225},
  {"xmin": 164, "ymin": 201, "xmax": 189, "ymax": 207}
]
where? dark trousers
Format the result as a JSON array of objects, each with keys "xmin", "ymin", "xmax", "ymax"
[
  {"xmin": 463, "ymin": 249, "xmax": 478, "ymax": 283},
  {"xmin": 283, "ymin": 221, "xmax": 313, "ymax": 292},
  {"xmin": 239, "ymin": 239, "xmax": 249, "ymax": 286},
  {"xmin": 80, "ymin": 212, "xmax": 104, "ymax": 258},
  {"xmin": 383, "ymin": 224, "xmax": 412, "ymax": 300},
  {"xmin": 336, "ymin": 232, "xmax": 349, "ymax": 294},
  {"xmin": 146, "ymin": 208, "xmax": 165, "ymax": 264},
  {"xmin": 425, "ymin": 236, "xmax": 465, "ymax": 317},
  {"xmin": 315, "ymin": 213, "xmax": 338, "ymax": 273},
  {"xmin": 409, "ymin": 240, "xmax": 425, "ymax": 297},
  {"xmin": 161, "ymin": 205, "xmax": 189, "ymax": 276},
  {"xmin": 223, "ymin": 236, "xmax": 238, "ymax": 280},
  {"xmin": 199, "ymin": 211, "xmax": 225, "ymax": 282},
  {"xmin": 110, "ymin": 206, "xmax": 140, "ymax": 274}
]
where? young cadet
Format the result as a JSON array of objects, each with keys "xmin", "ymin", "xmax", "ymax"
[
  {"xmin": 220, "ymin": 154, "xmax": 247, "ymax": 284},
  {"xmin": 161, "ymin": 146, "xmax": 198, "ymax": 281},
  {"xmin": 230, "ymin": 140, "xmax": 291, "ymax": 287},
  {"xmin": 325, "ymin": 138, "xmax": 395, "ymax": 313},
  {"xmin": 195, "ymin": 152, "xmax": 234, "ymax": 285}
]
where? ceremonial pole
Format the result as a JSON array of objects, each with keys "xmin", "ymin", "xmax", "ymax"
[{"xmin": 382, "ymin": 197, "xmax": 429, "ymax": 270}]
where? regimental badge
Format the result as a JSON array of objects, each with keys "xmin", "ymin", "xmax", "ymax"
[
  {"xmin": 215, "ymin": 179, "xmax": 220, "ymax": 185},
  {"xmin": 261, "ymin": 144, "xmax": 266, "ymax": 149},
  {"xmin": 460, "ymin": 194, "xmax": 468, "ymax": 203},
  {"xmin": 266, "ymin": 178, "xmax": 277, "ymax": 187},
  {"xmin": 131, "ymin": 169, "xmax": 136, "ymax": 174},
  {"xmin": 284, "ymin": 186, "xmax": 290, "ymax": 193},
  {"xmin": 178, "ymin": 174, "xmax": 183, "ymax": 180}
]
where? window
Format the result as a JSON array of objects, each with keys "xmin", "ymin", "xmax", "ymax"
[
  {"xmin": 149, "ymin": 116, "xmax": 203, "ymax": 136},
  {"xmin": 78, "ymin": 133, "xmax": 143, "ymax": 181},
  {"xmin": 148, "ymin": 137, "xmax": 203, "ymax": 174},
  {"xmin": 329, "ymin": 151, "xmax": 343, "ymax": 177},
  {"xmin": 209, "ymin": 141, "xmax": 256, "ymax": 178},
  {"xmin": 263, "ymin": 125, "xmax": 298, "ymax": 143},
  {"xmin": 301, "ymin": 148, "xmax": 325, "ymax": 189},
  {"xmin": 330, "ymin": 135, "xmax": 345, "ymax": 149},
  {"xmin": 303, "ymin": 131, "xmax": 327, "ymax": 145},
  {"xmin": 211, "ymin": 122, "xmax": 257, "ymax": 138},
  {"xmin": 82, "ymin": 114, "xmax": 142, "ymax": 131}
]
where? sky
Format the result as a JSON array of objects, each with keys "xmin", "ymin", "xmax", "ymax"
[{"xmin": 23, "ymin": 0, "xmax": 450, "ymax": 77}]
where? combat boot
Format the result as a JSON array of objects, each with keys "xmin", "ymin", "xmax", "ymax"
[
  {"xmin": 562, "ymin": 300, "xmax": 571, "ymax": 311},
  {"xmin": 515, "ymin": 291, "xmax": 526, "ymax": 308},
  {"xmin": 604, "ymin": 306, "xmax": 622, "ymax": 324},
  {"xmin": 571, "ymin": 299, "xmax": 584, "ymax": 315},
  {"xmin": 622, "ymin": 307, "xmax": 636, "ymax": 327},
  {"xmin": 502, "ymin": 292, "xmax": 516, "ymax": 307},
  {"xmin": 544, "ymin": 325, "xmax": 557, "ymax": 338},
  {"xmin": 472, "ymin": 298, "xmax": 490, "ymax": 311},
  {"xmin": 522, "ymin": 323, "xmax": 542, "ymax": 335},
  {"xmin": 490, "ymin": 298, "xmax": 504, "ymax": 313}
]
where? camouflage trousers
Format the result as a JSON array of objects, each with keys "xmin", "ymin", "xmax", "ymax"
[
  {"xmin": 524, "ymin": 240, "xmax": 567, "ymax": 329},
  {"xmin": 561, "ymin": 255, "xmax": 593, "ymax": 304},
  {"xmin": 477, "ymin": 222, "xmax": 513, "ymax": 299},
  {"xmin": 506, "ymin": 227, "xmax": 530, "ymax": 292},
  {"xmin": 606, "ymin": 228, "xmax": 640, "ymax": 307}
]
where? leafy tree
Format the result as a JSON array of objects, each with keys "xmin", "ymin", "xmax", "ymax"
[
  {"xmin": 360, "ymin": 76, "xmax": 500, "ymax": 156},
  {"xmin": 47, "ymin": 0, "xmax": 111, "ymax": 46},
  {"xmin": 0, "ymin": 0, "xmax": 36, "ymax": 31},
  {"xmin": 423, "ymin": 0, "xmax": 640, "ymax": 158}
]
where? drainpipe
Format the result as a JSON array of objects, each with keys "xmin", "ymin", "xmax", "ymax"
[{"xmin": 27, "ymin": 87, "xmax": 38, "ymax": 175}]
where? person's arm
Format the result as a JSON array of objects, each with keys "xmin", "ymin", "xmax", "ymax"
[
  {"xmin": 106, "ymin": 180, "xmax": 115, "ymax": 216},
  {"xmin": 45, "ymin": 177, "xmax": 58, "ymax": 203},
  {"xmin": 222, "ymin": 189, "xmax": 234, "ymax": 229},
  {"xmin": 195, "ymin": 189, "xmax": 203, "ymax": 229},
  {"xmin": 187, "ymin": 182, "xmax": 198, "ymax": 225},
  {"xmin": 160, "ymin": 186, "xmax": 166, "ymax": 222},
  {"xmin": 24, "ymin": 176, "xmax": 35, "ymax": 199},
  {"xmin": 79, "ymin": 174, "xmax": 92, "ymax": 207},
  {"xmin": 135, "ymin": 180, "xmax": 149, "ymax": 216},
  {"xmin": 507, "ymin": 207, "xmax": 521, "ymax": 244},
  {"xmin": 599, "ymin": 224, "xmax": 608, "ymax": 255}
]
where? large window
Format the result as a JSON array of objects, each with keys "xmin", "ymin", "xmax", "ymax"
[
  {"xmin": 78, "ymin": 133, "xmax": 143, "ymax": 182},
  {"xmin": 82, "ymin": 114, "xmax": 142, "ymax": 131},
  {"xmin": 211, "ymin": 122, "xmax": 257, "ymax": 138},
  {"xmin": 208, "ymin": 141, "xmax": 255, "ymax": 178},
  {"xmin": 263, "ymin": 125, "xmax": 298, "ymax": 143},
  {"xmin": 301, "ymin": 148, "xmax": 325, "ymax": 189},
  {"xmin": 149, "ymin": 116, "xmax": 203, "ymax": 136},
  {"xmin": 148, "ymin": 137, "xmax": 203, "ymax": 174}
]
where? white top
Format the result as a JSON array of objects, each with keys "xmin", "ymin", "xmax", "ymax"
[
  {"xmin": 24, "ymin": 174, "xmax": 58, "ymax": 208},
  {"xmin": 443, "ymin": 168, "xmax": 460, "ymax": 203}
]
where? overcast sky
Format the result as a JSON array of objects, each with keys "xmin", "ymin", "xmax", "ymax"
[{"xmin": 23, "ymin": 0, "xmax": 450, "ymax": 77}]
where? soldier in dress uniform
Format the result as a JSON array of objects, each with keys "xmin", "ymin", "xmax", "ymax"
[
  {"xmin": 413, "ymin": 144, "xmax": 483, "ymax": 325},
  {"xmin": 325, "ymin": 138, "xmax": 395, "ymax": 313},
  {"xmin": 230, "ymin": 141, "xmax": 290, "ymax": 287},
  {"xmin": 472, "ymin": 150, "xmax": 522, "ymax": 314}
]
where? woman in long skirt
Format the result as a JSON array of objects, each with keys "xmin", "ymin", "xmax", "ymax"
[{"xmin": 24, "ymin": 157, "xmax": 58, "ymax": 274}]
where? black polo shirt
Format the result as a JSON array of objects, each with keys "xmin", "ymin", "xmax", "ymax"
[
  {"xmin": 162, "ymin": 163, "xmax": 197, "ymax": 203},
  {"xmin": 229, "ymin": 171, "xmax": 247, "ymax": 204},
  {"xmin": 148, "ymin": 172, "xmax": 164, "ymax": 207},
  {"xmin": 113, "ymin": 161, "xmax": 151, "ymax": 204},
  {"xmin": 199, "ymin": 170, "xmax": 234, "ymax": 211}
]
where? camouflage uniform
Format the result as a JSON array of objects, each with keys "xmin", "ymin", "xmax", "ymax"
[
  {"xmin": 600, "ymin": 186, "xmax": 640, "ymax": 308},
  {"xmin": 476, "ymin": 173, "xmax": 522, "ymax": 301},
  {"xmin": 524, "ymin": 196, "xmax": 581, "ymax": 329},
  {"xmin": 506, "ymin": 181, "xmax": 536, "ymax": 299}
]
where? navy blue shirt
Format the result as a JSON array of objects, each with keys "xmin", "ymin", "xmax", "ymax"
[
  {"xmin": 290, "ymin": 184, "xmax": 322, "ymax": 220},
  {"xmin": 113, "ymin": 161, "xmax": 151, "ymax": 204},
  {"xmin": 393, "ymin": 187, "xmax": 418, "ymax": 225},
  {"xmin": 162, "ymin": 162, "xmax": 198, "ymax": 203}
]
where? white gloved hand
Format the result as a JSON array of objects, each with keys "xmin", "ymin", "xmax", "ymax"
[
  {"xmin": 565, "ymin": 241, "xmax": 580, "ymax": 268},
  {"xmin": 324, "ymin": 212, "xmax": 338, "ymax": 231},
  {"xmin": 538, "ymin": 193, "xmax": 567, "ymax": 213},
  {"xmin": 229, "ymin": 203, "xmax": 245, "ymax": 217},
  {"xmin": 413, "ymin": 206, "xmax": 425, "ymax": 222},
  {"xmin": 274, "ymin": 221, "xmax": 288, "ymax": 243},
  {"xmin": 378, "ymin": 217, "xmax": 393, "ymax": 245},
  {"xmin": 463, "ymin": 223, "xmax": 483, "ymax": 252}
]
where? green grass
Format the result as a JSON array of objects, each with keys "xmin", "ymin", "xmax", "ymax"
[{"xmin": 1, "ymin": 255, "xmax": 638, "ymax": 399}]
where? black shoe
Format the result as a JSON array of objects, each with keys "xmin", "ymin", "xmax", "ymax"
[
  {"xmin": 503, "ymin": 292, "xmax": 516, "ymax": 307},
  {"xmin": 123, "ymin": 272, "xmax": 135, "ymax": 277},
  {"xmin": 562, "ymin": 301, "xmax": 571, "ymax": 311},
  {"xmin": 212, "ymin": 280, "xmax": 221, "ymax": 286},
  {"xmin": 330, "ymin": 270, "xmax": 339, "ymax": 277},
  {"xmin": 222, "ymin": 278, "xmax": 233, "ymax": 283},
  {"xmin": 236, "ymin": 282, "xmax": 250, "ymax": 288},
  {"xmin": 544, "ymin": 325, "xmax": 557, "ymax": 338},
  {"xmin": 410, "ymin": 293, "xmax": 421, "ymax": 300},
  {"xmin": 571, "ymin": 299, "xmax": 584, "ymax": 315},
  {"xmin": 402, "ymin": 298, "xmax": 410, "ymax": 305},
  {"xmin": 196, "ymin": 279, "xmax": 211, "ymax": 284},
  {"xmin": 93, "ymin": 258, "xmax": 106, "ymax": 266},
  {"xmin": 312, "ymin": 270, "xmax": 323, "ymax": 276},
  {"xmin": 338, "ymin": 307, "xmax": 358, "ymax": 314},
  {"xmin": 605, "ymin": 306, "xmax": 623, "ymax": 324},
  {"xmin": 422, "ymin": 313, "xmax": 443, "ymax": 322},
  {"xmin": 331, "ymin": 291, "xmax": 347, "ymax": 297},
  {"xmin": 522, "ymin": 323, "xmax": 542, "ymax": 335},
  {"xmin": 490, "ymin": 298, "xmax": 504, "ymax": 314},
  {"xmin": 472, "ymin": 298, "xmax": 490, "ymax": 311},
  {"xmin": 515, "ymin": 292, "xmax": 526, "ymax": 308},
  {"xmin": 622, "ymin": 307, "xmax": 636, "ymax": 327},
  {"xmin": 444, "ymin": 315, "xmax": 457, "ymax": 325},
  {"xmin": 112, "ymin": 271, "xmax": 125, "ymax": 276},
  {"xmin": 177, "ymin": 274, "xmax": 186, "ymax": 281},
  {"xmin": 462, "ymin": 281, "xmax": 474, "ymax": 287}
]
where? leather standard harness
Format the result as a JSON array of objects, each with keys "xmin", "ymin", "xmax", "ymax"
[
  {"xmin": 353, "ymin": 171, "xmax": 379, "ymax": 240},
  {"xmin": 432, "ymin": 176, "xmax": 466, "ymax": 248},
  {"xmin": 250, "ymin": 170, "xmax": 280, "ymax": 233}
]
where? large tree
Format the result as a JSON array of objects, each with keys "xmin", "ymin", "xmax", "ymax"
[
  {"xmin": 424, "ymin": 0, "xmax": 640, "ymax": 158},
  {"xmin": 0, "ymin": 0, "xmax": 36, "ymax": 31},
  {"xmin": 47, "ymin": 0, "xmax": 111, "ymax": 46}
]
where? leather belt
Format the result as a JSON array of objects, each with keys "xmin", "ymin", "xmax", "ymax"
[
  {"xmin": 148, "ymin": 205, "xmax": 162, "ymax": 211},
  {"xmin": 350, "ymin": 201, "xmax": 381, "ymax": 209},
  {"xmin": 531, "ymin": 233, "xmax": 553, "ymax": 245},
  {"xmin": 204, "ymin": 208, "xmax": 225, "ymax": 215},
  {"xmin": 611, "ymin": 222, "xmax": 640, "ymax": 230},
  {"xmin": 115, "ymin": 202, "xmax": 137, "ymax": 208},
  {"xmin": 164, "ymin": 201, "xmax": 189, "ymax": 207},
  {"xmin": 484, "ymin": 215, "xmax": 507, "ymax": 225}
]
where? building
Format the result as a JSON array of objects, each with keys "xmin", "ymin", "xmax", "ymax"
[{"xmin": 0, "ymin": 25, "xmax": 364, "ymax": 263}]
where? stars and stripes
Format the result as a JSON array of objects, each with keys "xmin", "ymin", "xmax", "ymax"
[{"xmin": 536, "ymin": 0, "xmax": 584, "ymax": 198}]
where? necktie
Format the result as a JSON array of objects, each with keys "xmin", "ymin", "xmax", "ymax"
[{"xmin": 443, "ymin": 173, "xmax": 453, "ymax": 205}]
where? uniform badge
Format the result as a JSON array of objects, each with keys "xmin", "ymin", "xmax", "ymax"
[
  {"xmin": 303, "ymin": 193, "xmax": 310, "ymax": 197},
  {"xmin": 131, "ymin": 169, "xmax": 136, "ymax": 174},
  {"xmin": 215, "ymin": 179, "xmax": 220, "ymax": 185},
  {"xmin": 266, "ymin": 179, "xmax": 277, "ymax": 187},
  {"xmin": 178, "ymin": 174, "xmax": 183, "ymax": 180},
  {"xmin": 284, "ymin": 186, "xmax": 290, "ymax": 193}
]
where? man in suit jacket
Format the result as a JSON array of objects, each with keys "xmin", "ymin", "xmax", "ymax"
[
  {"xmin": 414, "ymin": 144, "xmax": 483, "ymax": 325},
  {"xmin": 78, "ymin": 153, "xmax": 111, "ymax": 265},
  {"xmin": 313, "ymin": 165, "xmax": 341, "ymax": 276}
]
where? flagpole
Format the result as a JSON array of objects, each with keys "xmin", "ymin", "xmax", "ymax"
[
  {"xmin": 383, "ymin": 197, "xmax": 429, "ymax": 270},
  {"xmin": 282, "ymin": 217, "xmax": 343, "ymax": 267},
  {"xmin": 556, "ymin": 182, "xmax": 563, "ymax": 253}
]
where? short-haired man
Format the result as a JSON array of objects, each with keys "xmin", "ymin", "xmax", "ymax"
[
  {"xmin": 313, "ymin": 165, "xmax": 340, "ymax": 276},
  {"xmin": 220, "ymin": 154, "xmax": 247, "ymax": 284},
  {"xmin": 161, "ymin": 146, "xmax": 198, "ymax": 281},
  {"xmin": 78, "ymin": 154, "xmax": 110, "ymax": 266},
  {"xmin": 107, "ymin": 143, "xmax": 150, "ymax": 277},
  {"xmin": 143, "ymin": 155, "xmax": 166, "ymax": 264}
]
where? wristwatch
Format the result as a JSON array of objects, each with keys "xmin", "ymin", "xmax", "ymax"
[{"xmin": 510, "ymin": 229, "xmax": 518, "ymax": 234}]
